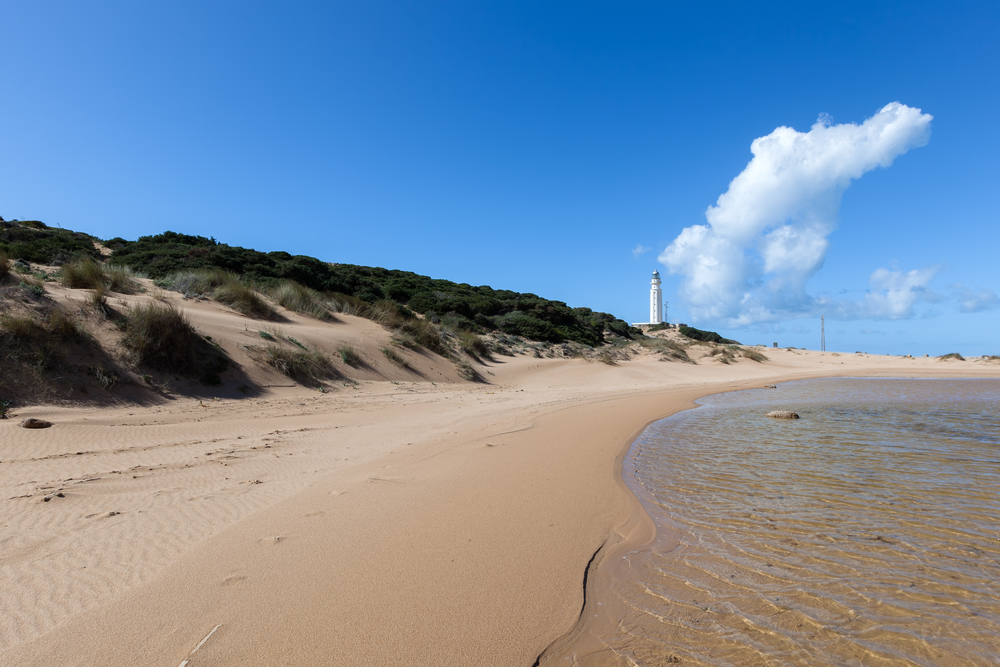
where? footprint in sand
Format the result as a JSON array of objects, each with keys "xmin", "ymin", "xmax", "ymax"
[
  {"xmin": 305, "ymin": 510, "xmax": 325, "ymax": 518},
  {"xmin": 221, "ymin": 574, "xmax": 247, "ymax": 586}
]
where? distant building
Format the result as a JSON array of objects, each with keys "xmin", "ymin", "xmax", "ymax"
[
  {"xmin": 650, "ymin": 270, "xmax": 663, "ymax": 324},
  {"xmin": 632, "ymin": 270, "xmax": 667, "ymax": 326}
]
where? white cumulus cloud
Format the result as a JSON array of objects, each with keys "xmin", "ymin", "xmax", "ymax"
[{"xmin": 660, "ymin": 102, "xmax": 933, "ymax": 326}]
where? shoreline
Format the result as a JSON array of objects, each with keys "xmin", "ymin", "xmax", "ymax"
[
  {"xmin": 535, "ymin": 370, "xmax": 1000, "ymax": 665},
  {"xmin": 3, "ymin": 359, "xmax": 1000, "ymax": 665}
]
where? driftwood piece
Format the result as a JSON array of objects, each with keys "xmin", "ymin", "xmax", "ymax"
[{"xmin": 766, "ymin": 410, "xmax": 799, "ymax": 420}]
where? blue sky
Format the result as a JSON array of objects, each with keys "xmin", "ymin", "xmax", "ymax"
[{"xmin": 2, "ymin": 1, "xmax": 998, "ymax": 354}]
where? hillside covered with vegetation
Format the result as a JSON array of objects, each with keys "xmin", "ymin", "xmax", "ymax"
[
  {"xmin": 2, "ymin": 219, "xmax": 635, "ymax": 346},
  {"xmin": 103, "ymin": 231, "xmax": 636, "ymax": 345}
]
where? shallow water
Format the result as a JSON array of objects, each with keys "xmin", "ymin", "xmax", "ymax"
[{"xmin": 608, "ymin": 378, "xmax": 1000, "ymax": 666}]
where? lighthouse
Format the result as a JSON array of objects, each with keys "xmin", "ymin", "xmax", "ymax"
[{"xmin": 650, "ymin": 270, "xmax": 663, "ymax": 324}]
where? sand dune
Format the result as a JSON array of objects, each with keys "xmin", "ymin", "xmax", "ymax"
[{"xmin": 2, "ymin": 284, "xmax": 999, "ymax": 665}]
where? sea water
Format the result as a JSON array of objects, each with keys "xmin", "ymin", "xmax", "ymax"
[{"xmin": 605, "ymin": 378, "xmax": 1000, "ymax": 666}]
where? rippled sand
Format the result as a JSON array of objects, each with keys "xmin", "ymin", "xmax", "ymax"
[{"xmin": 601, "ymin": 379, "xmax": 1000, "ymax": 666}]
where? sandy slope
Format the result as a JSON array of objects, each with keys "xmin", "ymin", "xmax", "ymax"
[{"xmin": 2, "ymin": 289, "xmax": 999, "ymax": 665}]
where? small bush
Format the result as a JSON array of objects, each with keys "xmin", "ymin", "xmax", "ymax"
[
  {"xmin": 597, "ymin": 350, "xmax": 617, "ymax": 365},
  {"xmin": 165, "ymin": 268, "xmax": 276, "ymax": 319},
  {"xmin": 119, "ymin": 302, "xmax": 201, "ymax": 372},
  {"xmin": 741, "ymin": 348, "xmax": 769, "ymax": 363},
  {"xmin": 338, "ymin": 345, "xmax": 361, "ymax": 366},
  {"xmin": 456, "ymin": 361, "xmax": 483, "ymax": 381},
  {"xmin": 104, "ymin": 265, "xmax": 140, "ymax": 293},
  {"xmin": 213, "ymin": 280, "xmax": 276, "ymax": 319},
  {"xmin": 0, "ymin": 250, "xmax": 9, "ymax": 281},
  {"xmin": 269, "ymin": 280, "xmax": 332, "ymax": 320},
  {"xmin": 0, "ymin": 399, "xmax": 11, "ymax": 419},
  {"xmin": 679, "ymin": 325, "xmax": 740, "ymax": 345},
  {"xmin": 459, "ymin": 331, "xmax": 491, "ymax": 361},
  {"xmin": 60, "ymin": 259, "xmax": 139, "ymax": 293},
  {"xmin": 0, "ymin": 307, "xmax": 83, "ymax": 374},
  {"xmin": 61, "ymin": 259, "xmax": 106, "ymax": 290},
  {"xmin": 939, "ymin": 352, "xmax": 965, "ymax": 361},
  {"xmin": 263, "ymin": 345, "xmax": 338, "ymax": 385},
  {"xmin": 88, "ymin": 286, "xmax": 111, "ymax": 316}
]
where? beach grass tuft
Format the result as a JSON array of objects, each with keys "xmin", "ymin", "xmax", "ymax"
[
  {"xmin": 939, "ymin": 352, "xmax": 965, "ymax": 361},
  {"xmin": 268, "ymin": 280, "xmax": 333, "ymax": 320},
  {"xmin": 263, "ymin": 345, "xmax": 338, "ymax": 386},
  {"xmin": 338, "ymin": 345, "xmax": 362, "ymax": 366},
  {"xmin": 162, "ymin": 268, "xmax": 277, "ymax": 320}
]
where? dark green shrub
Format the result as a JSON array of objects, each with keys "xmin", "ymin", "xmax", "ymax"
[
  {"xmin": 0, "ymin": 250, "xmax": 9, "ymax": 281},
  {"xmin": 679, "ymin": 325, "xmax": 740, "ymax": 345}
]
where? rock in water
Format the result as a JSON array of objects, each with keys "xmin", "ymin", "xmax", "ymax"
[
  {"xmin": 20, "ymin": 418, "xmax": 53, "ymax": 429},
  {"xmin": 766, "ymin": 411, "xmax": 799, "ymax": 420}
]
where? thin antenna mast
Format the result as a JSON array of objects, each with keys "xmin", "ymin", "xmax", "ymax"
[{"xmin": 821, "ymin": 315, "xmax": 826, "ymax": 352}]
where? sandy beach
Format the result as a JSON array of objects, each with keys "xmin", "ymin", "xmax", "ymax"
[{"xmin": 3, "ymin": 289, "xmax": 999, "ymax": 665}]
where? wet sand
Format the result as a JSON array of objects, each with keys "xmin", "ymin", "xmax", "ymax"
[{"xmin": 3, "ymin": 336, "xmax": 999, "ymax": 665}]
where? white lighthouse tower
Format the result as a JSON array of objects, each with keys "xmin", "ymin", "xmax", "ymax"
[{"xmin": 650, "ymin": 270, "xmax": 663, "ymax": 324}]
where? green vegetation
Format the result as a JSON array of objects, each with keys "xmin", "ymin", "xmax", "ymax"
[
  {"xmin": 939, "ymin": 352, "xmax": 965, "ymax": 361},
  {"xmin": 0, "ymin": 250, "xmax": 9, "ymax": 281},
  {"xmin": 119, "ymin": 302, "xmax": 229, "ymax": 384},
  {"xmin": 260, "ymin": 345, "xmax": 338, "ymax": 386},
  {"xmin": 60, "ymin": 259, "xmax": 140, "ymax": 293},
  {"xmin": 0, "ymin": 305, "xmax": 94, "ymax": 401},
  {"xmin": 741, "ymin": 348, "xmax": 769, "ymax": 363},
  {"xmin": 267, "ymin": 280, "xmax": 333, "ymax": 320},
  {"xmin": 338, "ymin": 345, "xmax": 362, "ymax": 367},
  {"xmin": 679, "ymin": 325, "xmax": 740, "ymax": 345},
  {"xmin": 106, "ymin": 230, "xmax": 634, "ymax": 345},
  {"xmin": 381, "ymin": 346, "xmax": 408, "ymax": 367},
  {"xmin": 0, "ymin": 219, "xmax": 102, "ymax": 264},
  {"xmin": 158, "ymin": 268, "xmax": 276, "ymax": 320},
  {"xmin": 637, "ymin": 336, "xmax": 691, "ymax": 363}
]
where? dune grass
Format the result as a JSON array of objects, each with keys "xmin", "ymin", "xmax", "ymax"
[
  {"xmin": 741, "ymin": 348, "xmax": 769, "ymax": 362},
  {"xmin": 162, "ymin": 268, "xmax": 277, "ymax": 320},
  {"xmin": 268, "ymin": 280, "xmax": 333, "ymax": 320},
  {"xmin": 338, "ymin": 345, "xmax": 362, "ymax": 367},
  {"xmin": 262, "ymin": 345, "xmax": 338, "ymax": 386},
  {"xmin": 0, "ymin": 308, "xmax": 87, "ymax": 401},
  {"xmin": 367, "ymin": 300, "xmax": 446, "ymax": 355},
  {"xmin": 61, "ymin": 259, "xmax": 140, "ymax": 293},
  {"xmin": 118, "ymin": 301, "xmax": 230, "ymax": 384},
  {"xmin": 381, "ymin": 346, "xmax": 409, "ymax": 368},
  {"xmin": 119, "ymin": 302, "xmax": 201, "ymax": 372},
  {"xmin": 939, "ymin": 352, "xmax": 965, "ymax": 361}
]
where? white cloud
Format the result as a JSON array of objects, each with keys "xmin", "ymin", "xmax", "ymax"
[
  {"xmin": 951, "ymin": 284, "xmax": 1000, "ymax": 313},
  {"xmin": 855, "ymin": 266, "xmax": 941, "ymax": 319},
  {"xmin": 632, "ymin": 243, "xmax": 651, "ymax": 258},
  {"xmin": 660, "ymin": 102, "xmax": 933, "ymax": 326}
]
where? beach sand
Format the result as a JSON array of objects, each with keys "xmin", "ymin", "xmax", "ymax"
[{"xmin": 3, "ymin": 291, "xmax": 999, "ymax": 665}]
